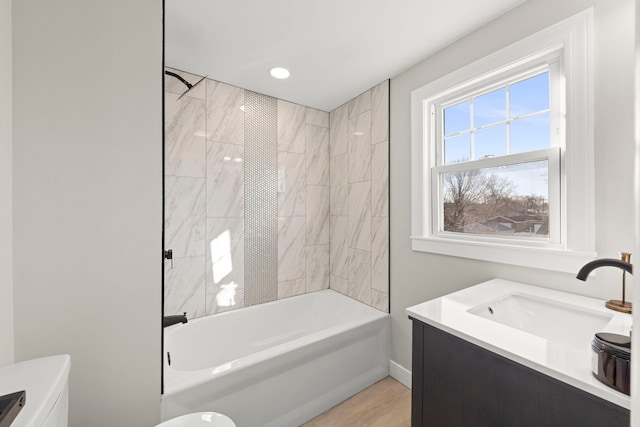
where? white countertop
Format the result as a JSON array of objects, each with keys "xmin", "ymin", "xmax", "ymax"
[{"xmin": 406, "ymin": 278, "xmax": 632, "ymax": 409}]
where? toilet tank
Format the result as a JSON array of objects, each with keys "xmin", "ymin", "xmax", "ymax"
[{"xmin": 0, "ymin": 355, "xmax": 71, "ymax": 427}]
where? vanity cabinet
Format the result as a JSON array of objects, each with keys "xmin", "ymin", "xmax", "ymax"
[{"xmin": 410, "ymin": 318, "xmax": 630, "ymax": 427}]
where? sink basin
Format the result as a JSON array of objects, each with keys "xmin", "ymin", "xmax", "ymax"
[{"xmin": 468, "ymin": 293, "xmax": 613, "ymax": 348}]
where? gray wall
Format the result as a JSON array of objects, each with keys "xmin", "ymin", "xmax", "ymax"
[
  {"xmin": 12, "ymin": 1, "xmax": 162, "ymax": 426},
  {"xmin": 390, "ymin": 0, "xmax": 635, "ymax": 371},
  {"xmin": 0, "ymin": 0, "xmax": 12, "ymax": 367}
]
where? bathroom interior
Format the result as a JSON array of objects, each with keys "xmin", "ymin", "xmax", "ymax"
[{"xmin": 2, "ymin": 0, "xmax": 640, "ymax": 426}]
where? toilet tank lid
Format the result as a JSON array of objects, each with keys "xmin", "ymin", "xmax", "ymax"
[{"xmin": 0, "ymin": 355, "xmax": 71, "ymax": 427}]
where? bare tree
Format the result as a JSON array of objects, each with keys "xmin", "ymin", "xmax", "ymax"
[
  {"xmin": 520, "ymin": 194, "xmax": 546, "ymax": 214},
  {"xmin": 482, "ymin": 174, "xmax": 516, "ymax": 219},
  {"xmin": 443, "ymin": 169, "xmax": 487, "ymax": 231}
]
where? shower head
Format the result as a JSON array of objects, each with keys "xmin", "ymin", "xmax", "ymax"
[{"xmin": 165, "ymin": 70, "xmax": 207, "ymax": 100}]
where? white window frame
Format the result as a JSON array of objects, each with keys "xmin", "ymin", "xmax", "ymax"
[{"xmin": 410, "ymin": 10, "xmax": 595, "ymax": 273}]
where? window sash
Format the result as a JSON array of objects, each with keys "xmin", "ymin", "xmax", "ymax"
[
  {"xmin": 430, "ymin": 147, "xmax": 561, "ymax": 246},
  {"xmin": 434, "ymin": 62, "xmax": 563, "ymax": 166}
]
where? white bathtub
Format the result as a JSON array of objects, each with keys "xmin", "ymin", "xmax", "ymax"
[{"xmin": 161, "ymin": 289, "xmax": 390, "ymax": 427}]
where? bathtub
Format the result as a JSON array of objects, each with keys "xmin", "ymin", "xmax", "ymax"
[{"xmin": 161, "ymin": 289, "xmax": 390, "ymax": 427}]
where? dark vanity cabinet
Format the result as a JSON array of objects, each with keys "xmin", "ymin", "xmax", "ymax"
[{"xmin": 410, "ymin": 318, "xmax": 630, "ymax": 427}]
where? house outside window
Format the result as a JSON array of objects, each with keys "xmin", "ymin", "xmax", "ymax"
[{"xmin": 410, "ymin": 10, "xmax": 595, "ymax": 273}]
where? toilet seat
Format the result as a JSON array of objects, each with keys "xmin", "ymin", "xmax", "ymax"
[{"xmin": 156, "ymin": 412, "xmax": 236, "ymax": 427}]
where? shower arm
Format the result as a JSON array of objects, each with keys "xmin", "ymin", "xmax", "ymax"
[
  {"xmin": 165, "ymin": 70, "xmax": 194, "ymax": 90},
  {"xmin": 164, "ymin": 70, "xmax": 207, "ymax": 100}
]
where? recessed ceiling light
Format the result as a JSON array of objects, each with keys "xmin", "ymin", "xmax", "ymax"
[{"xmin": 270, "ymin": 67, "xmax": 290, "ymax": 79}]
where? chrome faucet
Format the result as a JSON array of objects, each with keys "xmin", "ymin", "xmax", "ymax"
[
  {"xmin": 163, "ymin": 312, "xmax": 188, "ymax": 328},
  {"xmin": 576, "ymin": 258, "xmax": 633, "ymax": 313}
]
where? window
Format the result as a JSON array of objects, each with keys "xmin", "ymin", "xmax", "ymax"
[
  {"xmin": 411, "ymin": 11, "xmax": 595, "ymax": 273},
  {"xmin": 435, "ymin": 67, "xmax": 560, "ymax": 243}
]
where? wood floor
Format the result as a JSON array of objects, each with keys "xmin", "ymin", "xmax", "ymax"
[{"xmin": 301, "ymin": 376, "xmax": 411, "ymax": 427}]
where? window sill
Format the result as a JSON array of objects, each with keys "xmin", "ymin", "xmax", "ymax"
[{"xmin": 411, "ymin": 236, "xmax": 596, "ymax": 274}]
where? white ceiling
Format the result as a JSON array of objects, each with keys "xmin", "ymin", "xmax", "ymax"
[{"xmin": 165, "ymin": 0, "xmax": 527, "ymax": 112}]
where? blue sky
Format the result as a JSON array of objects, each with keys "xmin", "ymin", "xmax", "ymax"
[
  {"xmin": 443, "ymin": 72, "xmax": 550, "ymax": 165},
  {"xmin": 442, "ymin": 72, "xmax": 551, "ymax": 197}
]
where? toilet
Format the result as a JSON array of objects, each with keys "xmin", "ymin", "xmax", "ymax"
[
  {"xmin": 0, "ymin": 355, "xmax": 234, "ymax": 427},
  {"xmin": 156, "ymin": 412, "xmax": 236, "ymax": 427},
  {"xmin": 0, "ymin": 354, "xmax": 71, "ymax": 427}
]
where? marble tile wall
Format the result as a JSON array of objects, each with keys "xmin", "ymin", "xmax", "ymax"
[
  {"xmin": 329, "ymin": 80, "xmax": 389, "ymax": 312},
  {"xmin": 164, "ymin": 68, "xmax": 207, "ymax": 319},
  {"xmin": 277, "ymin": 100, "xmax": 330, "ymax": 299},
  {"xmin": 164, "ymin": 68, "xmax": 330, "ymax": 319}
]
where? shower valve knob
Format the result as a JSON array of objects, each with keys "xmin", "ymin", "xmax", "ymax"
[{"xmin": 164, "ymin": 249, "xmax": 173, "ymax": 269}]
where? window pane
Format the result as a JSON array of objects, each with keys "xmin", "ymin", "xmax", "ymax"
[
  {"xmin": 441, "ymin": 160, "xmax": 549, "ymax": 238},
  {"xmin": 510, "ymin": 112, "xmax": 550, "ymax": 154},
  {"xmin": 444, "ymin": 133, "xmax": 470, "ymax": 164},
  {"xmin": 444, "ymin": 101, "xmax": 470, "ymax": 136},
  {"xmin": 474, "ymin": 124, "xmax": 506, "ymax": 159},
  {"xmin": 510, "ymin": 73, "xmax": 549, "ymax": 117},
  {"xmin": 473, "ymin": 88, "xmax": 506, "ymax": 127}
]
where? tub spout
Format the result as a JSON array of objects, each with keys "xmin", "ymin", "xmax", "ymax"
[{"xmin": 164, "ymin": 312, "xmax": 188, "ymax": 328}]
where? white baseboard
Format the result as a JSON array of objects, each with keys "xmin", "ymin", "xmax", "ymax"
[{"xmin": 389, "ymin": 360, "xmax": 412, "ymax": 389}]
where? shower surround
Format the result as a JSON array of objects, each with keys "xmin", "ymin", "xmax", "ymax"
[
  {"xmin": 329, "ymin": 82, "xmax": 390, "ymax": 312},
  {"xmin": 164, "ymin": 68, "xmax": 389, "ymax": 317}
]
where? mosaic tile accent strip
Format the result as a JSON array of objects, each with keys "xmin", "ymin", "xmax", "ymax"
[{"xmin": 244, "ymin": 91, "xmax": 278, "ymax": 305}]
